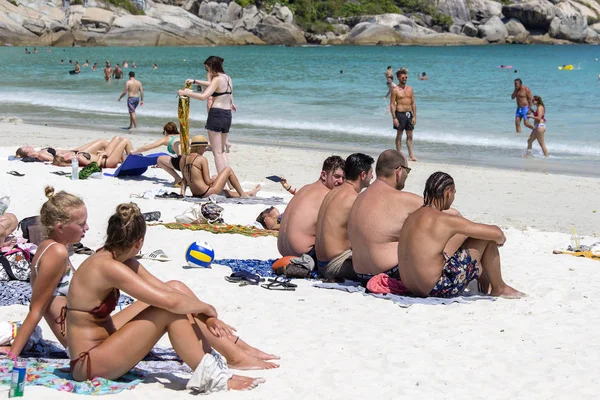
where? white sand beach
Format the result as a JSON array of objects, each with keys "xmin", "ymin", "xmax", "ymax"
[{"xmin": 1, "ymin": 122, "xmax": 600, "ymax": 399}]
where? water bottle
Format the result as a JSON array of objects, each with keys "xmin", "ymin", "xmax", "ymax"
[
  {"xmin": 9, "ymin": 359, "xmax": 26, "ymax": 397},
  {"xmin": 71, "ymin": 156, "xmax": 79, "ymax": 180},
  {"xmin": 0, "ymin": 195, "xmax": 9, "ymax": 215}
]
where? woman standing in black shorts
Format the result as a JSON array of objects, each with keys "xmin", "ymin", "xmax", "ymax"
[{"xmin": 179, "ymin": 56, "xmax": 235, "ymax": 174}]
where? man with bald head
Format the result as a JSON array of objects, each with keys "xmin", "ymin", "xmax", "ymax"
[
  {"xmin": 315, "ymin": 153, "xmax": 374, "ymax": 280},
  {"xmin": 278, "ymin": 155, "xmax": 345, "ymax": 258},
  {"xmin": 348, "ymin": 150, "xmax": 420, "ymax": 283}
]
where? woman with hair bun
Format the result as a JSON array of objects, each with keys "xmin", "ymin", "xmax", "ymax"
[
  {"xmin": 0, "ymin": 186, "xmax": 88, "ymax": 357},
  {"xmin": 64, "ymin": 202, "xmax": 275, "ymax": 392},
  {"xmin": 179, "ymin": 56, "xmax": 235, "ymax": 174}
]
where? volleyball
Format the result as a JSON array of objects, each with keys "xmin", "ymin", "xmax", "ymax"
[{"xmin": 185, "ymin": 241, "xmax": 215, "ymax": 268}]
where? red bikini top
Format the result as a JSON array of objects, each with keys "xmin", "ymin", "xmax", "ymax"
[{"xmin": 56, "ymin": 289, "xmax": 121, "ymax": 336}]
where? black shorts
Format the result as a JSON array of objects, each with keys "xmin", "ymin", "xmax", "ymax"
[
  {"xmin": 205, "ymin": 108, "xmax": 232, "ymax": 133},
  {"xmin": 393, "ymin": 110, "xmax": 414, "ymax": 132},
  {"xmin": 170, "ymin": 155, "xmax": 182, "ymax": 171}
]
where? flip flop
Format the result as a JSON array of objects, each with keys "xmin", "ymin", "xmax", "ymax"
[
  {"xmin": 51, "ymin": 171, "xmax": 70, "ymax": 176},
  {"xmin": 142, "ymin": 211, "xmax": 161, "ymax": 222},
  {"xmin": 155, "ymin": 192, "xmax": 184, "ymax": 199},
  {"xmin": 261, "ymin": 276, "xmax": 297, "ymax": 291},
  {"xmin": 73, "ymin": 243, "xmax": 94, "ymax": 255},
  {"xmin": 224, "ymin": 270, "xmax": 264, "ymax": 285},
  {"xmin": 7, "ymin": 171, "xmax": 25, "ymax": 177},
  {"xmin": 136, "ymin": 249, "xmax": 171, "ymax": 262}
]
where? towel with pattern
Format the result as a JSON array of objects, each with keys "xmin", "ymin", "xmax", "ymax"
[
  {"xmin": 313, "ymin": 281, "xmax": 495, "ymax": 308},
  {"xmin": 151, "ymin": 223, "xmax": 278, "ymax": 238},
  {"xmin": 214, "ymin": 259, "xmax": 278, "ymax": 278},
  {"xmin": 183, "ymin": 194, "xmax": 285, "ymax": 205}
]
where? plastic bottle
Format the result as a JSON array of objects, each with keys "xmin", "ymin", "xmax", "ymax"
[
  {"xmin": 0, "ymin": 196, "xmax": 9, "ymax": 215},
  {"xmin": 9, "ymin": 359, "xmax": 26, "ymax": 397},
  {"xmin": 71, "ymin": 156, "xmax": 79, "ymax": 180}
]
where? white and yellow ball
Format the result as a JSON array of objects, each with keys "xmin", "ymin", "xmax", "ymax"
[{"xmin": 185, "ymin": 241, "xmax": 215, "ymax": 268}]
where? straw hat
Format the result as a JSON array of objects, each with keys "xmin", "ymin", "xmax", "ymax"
[{"xmin": 190, "ymin": 135, "xmax": 209, "ymax": 146}]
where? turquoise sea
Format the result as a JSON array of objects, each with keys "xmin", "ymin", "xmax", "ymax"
[{"xmin": 1, "ymin": 45, "xmax": 599, "ymax": 175}]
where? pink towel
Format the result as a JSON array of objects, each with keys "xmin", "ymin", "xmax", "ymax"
[{"xmin": 366, "ymin": 273, "xmax": 410, "ymax": 295}]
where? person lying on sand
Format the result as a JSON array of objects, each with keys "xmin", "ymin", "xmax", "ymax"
[
  {"xmin": 314, "ymin": 153, "xmax": 373, "ymax": 280},
  {"xmin": 277, "ymin": 156, "xmax": 345, "ymax": 259},
  {"xmin": 131, "ymin": 122, "xmax": 189, "ymax": 187},
  {"xmin": 0, "ymin": 187, "xmax": 86, "ymax": 356},
  {"xmin": 348, "ymin": 150, "xmax": 461, "ymax": 285},
  {"xmin": 0, "ymin": 213, "xmax": 17, "ymax": 245},
  {"xmin": 398, "ymin": 172, "xmax": 525, "ymax": 298},
  {"xmin": 256, "ymin": 206, "xmax": 282, "ymax": 230},
  {"xmin": 15, "ymin": 139, "xmax": 113, "ymax": 162},
  {"xmin": 64, "ymin": 203, "xmax": 276, "ymax": 391},
  {"xmin": 180, "ymin": 135, "xmax": 260, "ymax": 199},
  {"xmin": 53, "ymin": 137, "xmax": 132, "ymax": 169}
]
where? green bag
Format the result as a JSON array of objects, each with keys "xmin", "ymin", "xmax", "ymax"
[{"xmin": 79, "ymin": 162, "xmax": 102, "ymax": 180}]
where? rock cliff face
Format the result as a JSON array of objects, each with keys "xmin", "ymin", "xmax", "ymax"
[{"xmin": 1, "ymin": 0, "xmax": 598, "ymax": 46}]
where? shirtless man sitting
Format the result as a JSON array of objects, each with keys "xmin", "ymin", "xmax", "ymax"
[
  {"xmin": 348, "ymin": 150, "xmax": 420, "ymax": 284},
  {"xmin": 315, "ymin": 153, "xmax": 374, "ymax": 280},
  {"xmin": 398, "ymin": 172, "xmax": 525, "ymax": 298},
  {"xmin": 180, "ymin": 135, "xmax": 260, "ymax": 199},
  {"xmin": 277, "ymin": 156, "xmax": 345, "ymax": 258}
]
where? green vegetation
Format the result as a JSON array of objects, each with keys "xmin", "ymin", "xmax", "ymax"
[
  {"xmin": 236, "ymin": 0, "xmax": 453, "ymax": 32},
  {"xmin": 71, "ymin": 0, "xmax": 83, "ymax": 5},
  {"xmin": 8, "ymin": 0, "xmax": 18, "ymax": 6},
  {"xmin": 105, "ymin": 0, "xmax": 145, "ymax": 15}
]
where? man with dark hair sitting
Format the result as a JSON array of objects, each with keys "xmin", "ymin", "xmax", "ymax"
[{"xmin": 397, "ymin": 172, "xmax": 525, "ymax": 298}]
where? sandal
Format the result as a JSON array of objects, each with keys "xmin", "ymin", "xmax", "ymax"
[
  {"xmin": 7, "ymin": 171, "xmax": 25, "ymax": 177},
  {"xmin": 142, "ymin": 211, "xmax": 161, "ymax": 222},
  {"xmin": 155, "ymin": 192, "xmax": 184, "ymax": 199},
  {"xmin": 73, "ymin": 243, "xmax": 94, "ymax": 255},
  {"xmin": 224, "ymin": 270, "xmax": 264, "ymax": 286},
  {"xmin": 51, "ymin": 171, "xmax": 70, "ymax": 176},
  {"xmin": 261, "ymin": 276, "xmax": 297, "ymax": 291}
]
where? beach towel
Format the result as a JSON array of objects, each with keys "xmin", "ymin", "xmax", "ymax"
[
  {"xmin": 366, "ymin": 273, "xmax": 410, "ymax": 295},
  {"xmin": 552, "ymin": 250, "xmax": 600, "ymax": 260},
  {"xmin": 150, "ymin": 223, "xmax": 278, "ymax": 238},
  {"xmin": 104, "ymin": 152, "xmax": 169, "ymax": 178},
  {"xmin": 0, "ymin": 281, "xmax": 135, "ymax": 307},
  {"xmin": 183, "ymin": 195, "xmax": 285, "ymax": 205},
  {"xmin": 178, "ymin": 82, "xmax": 192, "ymax": 156},
  {"xmin": 0, "ymin": 359, "xmax": 145, "ymax": 395},
  {"xmin": 313, "ymin": 281, "xmax": 495, "ymax": 308},
  {"xmin": 214, "ymin": 259, "xmax": 278, "ymax": 278}
]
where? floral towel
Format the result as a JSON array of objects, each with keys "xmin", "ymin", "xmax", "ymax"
[
  {"xmin": 0, "ymin": 359, "xmax": 145, "ymax": 395},
  {"xmin": 152, "ymin": 222, "xmax": 278, "ymax": 238}
]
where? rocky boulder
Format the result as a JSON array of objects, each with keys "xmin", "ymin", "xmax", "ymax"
[
  {"xmin": 586, "ymin": 28, "xmax": 600, "ymax": 43},
  {"xmin": 478, "ymin": 16, "xmax": 508, "ymax": 42},
  {"xmin": 467, "ymin": 0, "xmax": 502, "ymax": 21},
  {"xmin": 555, "ymin": 0, "xmax": 597, "ymax": 22},
  {"xmin": 549, "ymin": 14, "xmax": 588, "ymax": 42},
  {"xmin": 81, "ymin": 7, "xmax": 115, "ymax": 30},
  {"xmin": 22, "ymin": 18, "xmax": 46, "ymax": 35},
  {"xmin": 270, "ymin": 3, "xmax": 293, "ymax": 23},
  {"xmin": 502, "ymin": 0, "xmax": 557, "ymax": 30},
  {"xmin": 225, "ymin": 1, "xmax": 242, "ymax": 22},
  {"xmin": 198, "ymin": 1, "xmax": 227, "ymax": 23},
  {"xmin": 462, "ymin": 22, "xmax": 478, "ymax": 37},
  {"xmin": 364, "ymin": 13, "xmax": 435, "ymax": 35},
  {"xmin": 253, "ymin": 22, "xmax": 306, "ymax": 45},
  {"xmin": 345, "ymin": 22, "xmax": 404, "ymax": 44},
  {"xmin": 504, "ymin": 18, "xmax": 527, "ymax": 36},
  {"xmin": 591, "ymin": 22, "xmax": 600, "ymax": 33},
  {"xmin": 437, "ymin": 0, "xmax": 469, "ymax": 22}
]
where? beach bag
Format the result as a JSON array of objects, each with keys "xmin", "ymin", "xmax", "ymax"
[
  {"xmin": 0, "ymin": 246, "xmax": 32, "ymax": 282},
  {"xmin": 201, "ymin": 202, "xmax": 224, "ymax": 224},
  {"xmin": 175, "ymin": 204, "xmax": 207, "ymax": 224},
  {"xmin": 18, "ymin": 216, "xmax": 39, "ymax": 241}
]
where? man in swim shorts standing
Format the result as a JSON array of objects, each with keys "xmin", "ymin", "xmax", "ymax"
[
  {"xmin": 103, "ymin": 62, "xmax": 113, "ymax": 82},
  {"xmin": 397, "ymin": 172, "xmax": 525, "ymax": 298},
  {"xmin": 118, "ymin": 71, "xmax": 144, "ymax": 130},
  {"xmin": 278, "ymin": 156, "xmax": 345, "ymax": 258},
  {"xmin": 511, "ymin": 78, "xmax": 533, "ymax": 133},
  {"xmin": 113, "ymin": 64, "xmax": 123, "ymax": 79},
  {"xmin": 315, "ymin": 153, "xmax": 373, "ymax": 280},
  {"xmin": 390, "ymin": 68, "xmax": 418, "ymax": 161}
]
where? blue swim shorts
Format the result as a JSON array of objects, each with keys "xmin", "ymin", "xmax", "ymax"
[
  {"xmin": 515, "ymin": 106, "xmax": 529, "ymax": 119},
  {"xmin": 128, "ymin": 97, "xmax": 140, "ymax": 113}
]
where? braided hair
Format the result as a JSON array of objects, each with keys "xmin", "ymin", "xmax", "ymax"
[{"xmin": 423, "ymin": 172, "xmax": 455, "ymax": 206}]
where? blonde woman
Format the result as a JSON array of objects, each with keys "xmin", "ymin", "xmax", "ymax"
[
  {"xmin": 0, "ymin": 187, "xmax": 88, "ymax": 356},
  {"xmin": 526, "ymin": 95, "xmax": 548, "ymax": 157},
  {"xmin": 53, "ymin": 137, "xmax": 133, "ymax": 168},
  {"xmin": 64, "ymin": 203, "xmax": 276, "ymax": 391}
]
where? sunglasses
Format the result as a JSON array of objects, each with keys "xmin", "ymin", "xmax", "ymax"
[{"xmin": 396, "ymin": 165, "xmax": 411, "ymax": 174}]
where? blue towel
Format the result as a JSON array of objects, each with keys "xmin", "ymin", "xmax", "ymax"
[
  {"xmin": 214, "ymin": 259, "xmax": 278, "ymax": 278},
  {"xmin": 104, "ymin": 152, "xmax": 169, "ymax": 177}
]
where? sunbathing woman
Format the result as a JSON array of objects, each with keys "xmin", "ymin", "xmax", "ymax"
[
  {"xmin": 16, "ymin": 139, "xmax": 113, "ymax": 162},
  {"xmin": 0, "ymin": 187, "xmax": 88, "ymax": 357},
  {"xmin": 180, "ymin": 135, "xmax": 260, "ymax": 198},
  {"xmin": 64, "ymin": 203, "xmax": 275, "ymax": 391},
  {"xmin": 53, "ymin": 137, "xmax": 133, "ymax": 168},
  {"xmin": 131, "ymin": 122, "xmax": 189, "ymax": 186}
]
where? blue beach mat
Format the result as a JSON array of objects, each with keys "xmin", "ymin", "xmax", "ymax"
[
  {"xmin": 104, "ymin": 152, "xmax": 169, "ymax": 177},
  {"xmin": 214, "ymin": 259, "xmax": 278, "ymax": 278}
]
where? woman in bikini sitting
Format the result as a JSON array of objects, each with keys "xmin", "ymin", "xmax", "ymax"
[
  {"xmin": 0, "ymin": 186, "xmax": 88, "ymax": 357},
  {"xmin": 525, "ymin": 95, "xmax": 548, "ymax": 158},
  {"xmin": 180, "ymin": 135, "xmax": 260, "ymax": 198},
  {"xmin": 15, "ymin": 139, "xmax": 113, "ymax": 162},
  {"xmin": 64, "ymin": 203, "xmax": 276, "ymax": 391},
  {"xmin": 131, "ymin": 122, "xmax": 189, "ymax": 186},
  {"xmin": 52, "ymin": 137, "xmax": 133, "ymax": 168}
]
